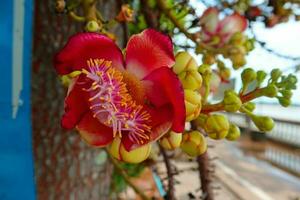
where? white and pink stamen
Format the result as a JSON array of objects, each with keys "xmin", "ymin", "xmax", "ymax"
[{"xmin": 81, "ymin": 58, "xmax": 151, "ymax": 144}]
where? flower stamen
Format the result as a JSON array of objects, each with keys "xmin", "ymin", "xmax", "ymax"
[{"xmin": 81, "ymin": 58, "xmax": 152, "ymax": 144}]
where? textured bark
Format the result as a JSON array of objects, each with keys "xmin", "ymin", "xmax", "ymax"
[{"xmin": 32, "ymin": 1, "xmax": 124, "ymax": 199}]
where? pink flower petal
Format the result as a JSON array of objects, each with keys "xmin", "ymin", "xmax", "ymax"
[
  {"xmin": 143, "ymin": 67, "xmax": 185, "ymax": 133},
  {"xmin": 61, "ymin": 76, "xmax": 89, "ymax": 129},
  {"xmin": 76, "ymin": 111, "xmax": 114, "ymax": 147},
  {"xmin": 125, "ymin": 29, "xmax": 175, "ymax": 79},
  {"xmin": 54, "ymin": 32, "xmax": 124, "ymax": 75},
  {"xmin": 199, "ymin": 7, "xmax": 219, "ymax": 34},
  {"xmin": 219, "ymin": 13, "xmax": 247, "ymax": 40}
]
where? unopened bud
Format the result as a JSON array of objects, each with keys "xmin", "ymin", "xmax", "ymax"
[
  {"xmin": 178, "ymin": 70, "xmax": 203, "ymax": 90},
  {"xmin": 173, "ymin": 52, "xmax": 198, "ymax": 74},
  {"xmin": 204, "ymin": 114, "xmax": 229, "ymax": 140},
  {"xmin": 226, "ymin": 124, "xmax": 241, "ymax": 141},
  {"xmin": 262, "ymin": 84, "xmax": 278, "ymax": 97},
  {"xmin": 231, "ymin": 53, "xmax": 246, "ymax": 69},
  {"xmin": 270, "ymin": 68, "xmax": 282, "ymax": 82},
  {"xmin": 85, "ymin": 20, "xmax": 100, "ymax": 32},
  {"xmin": 109, "ymin": 137, "xmax": 151, "ymax": 163},
  {"xmin": 280, "ymin": 90, "xmax": 292, "ymax": 99},
  {"xmin": 241, "ymin": 68, "xmax": 256, "ymax": 85},
  {"xmin": 115, "ymin": 4, "xmax": 134, "ymax": 22},
  {"xmin": 160, "ymin": 131, "xmax": 182, "ymax": 150},
  {"xmin": 251, "ymin": 115, "xmax": 274, "ymax": 132},
  {"xmin": 256, "ymin": 70, "xmax": 267, "ymax": 87},
  {"xmin": 241, "ymin": 102, "xmax": 256, "ymax": 112},
  {"xmin": 223, "ymin": 90, "xmax": 242, "ymax": 112},
  {"xmin": 244, "ymin": 39, "xmax": 255, "ymax": 52},
  {"xmin": 184, "ymin": 90, "xmax": 202, "ymax": 122},
  {"xmin": 55, "ymin": 0, "xmax": 66, "ymax": 13},
  {"xmin": 181, "ymin": 131, "xmax": 207, "ymax": 157},
  {"xmin": 277, "ymin": 96, "xmax": 291, "ymax": 107}
]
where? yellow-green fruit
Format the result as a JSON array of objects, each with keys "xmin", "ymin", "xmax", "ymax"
[
  {"xmin": 181, "ymin": 131, "xmax": 207, "ymax": 157},
  {"xmin": 184, "ymin": 90, "xmax": 202, "ymax": 122},
  {"xmin": 178, "ymin": 70, "xmax": 203, "ymax": 90},
  {"xmin": 159, "ymin": 131, "xmax": 182, "ymax": 150},
  {"xmin": 205, "ymin": 114, "xmax": 229, "ymax": 140},
  {"xmin": 109, "ymin": 137, "xmax": 151, "ymax": 163},
  {"xmin": 251, "ymin": 115, "xmax": 275, "ymax": 132},
  {"xmin": 85, "ymin": 20, "xmax": 100, "ymax": 32},
  {"xmin": 226, "ymin": 124, "xmax": 241, "ymax": 141},
  {"xmin": 173, "ymin": 52, "xmax": 198, "ymax": 74}
]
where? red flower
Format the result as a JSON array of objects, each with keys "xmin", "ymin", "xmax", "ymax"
[
  {"xmin": 54, "ymin": 29, "xmax": 185, "ymax": 151},
  {"xmin": 199, "ymin": 7, "xmax": 247, "ymax": 47}
]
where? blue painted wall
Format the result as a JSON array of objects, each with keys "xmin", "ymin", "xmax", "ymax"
[{"xmin": 0, "ymin": 0, "xmax": 36, "ymax": 199}]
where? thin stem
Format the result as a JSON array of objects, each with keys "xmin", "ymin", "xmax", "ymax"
[
  {"xmin": 201, "ymin": 87, "xmax": 264, "ymax": 113},
  {"xmin": 159, "ymin": 144, "xmax": 175, "ymax": 200},
  {"xmin": 106, "ymin": 150, "xmax": 150, "ymax": 200},
  {"xmin": 68, "ymin": 11, "xmax": 86, "ymax": 22}
]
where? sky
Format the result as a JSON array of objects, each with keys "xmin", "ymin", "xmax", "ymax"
[{"xmin": 184, "ymin": 0, "xmax": 300, "ymax": 105}]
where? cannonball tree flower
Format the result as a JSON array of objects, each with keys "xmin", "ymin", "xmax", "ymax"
[
  {"xmin": 54, "ymin": 29, "xmax": 185, "ymax": 161},
  {"xmin": 199, "ymin": 7, "xmax": 247, "ymax": 47}
]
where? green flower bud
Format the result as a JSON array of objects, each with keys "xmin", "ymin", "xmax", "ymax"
[
  {"xmin": 178, "ymin": 70, "xmax": 203, "ymax": 90},
  {"xmin": 241, "ymin": 102, "xmax": 256, "ymax": 112},
  {"xmin": 231, "ymin": 53, "xmax": 246, "ymax": 69},
  {"xmin": 287, "ymin": 74, "xmax": 297, "ymax": 85},
  {"xmin": 280, "ymin": 90, "xmax": 293, "ymax": 99},
  {"xmin": 204, "ymin": 114, "xmax": 229, "ymax": 140},
  {"xmin": 241, "ymin": 68, "xmax": 257, "ymax": 85},
  {"xmin": 226, "ymin": 124, "xmax": 241, "ymax": 141},
  {"xmin": 244, "ymin": 39, "xmax": 255, "ymax": 52},
  {"xmin": 277, "ymin": 96, "xmax": 291, "ymax": 107},
  {"xmin": 85, "ymin": 20, "xmax": 100, "ymax": 32},
  {"xmin": 180, "ymin": 131, "xmax": 207, "ymax": 157},
  {"xmin": 251, "ymin": 115, "xmax": 275, "ymax": 132},
  {"xmin": 270, "ymin": 68, "xmax": 282, "ymax": 82},
  {"xmin": 109, "ymin": 137, "xmax": 151, "ymax": 163},
  {"xmin": 283, "ymin": 74, "xmax": 298, "ymax": 90},
  {"xmin": 173, "ymin": 52, "xmax": 198, "ymax": 74},
  {"xmin": 159, "ymin": 131, "xmax": 182, "ymax": 150},
  {"xmin": 184, "ymin": 90, "xmax": 202, "ymax": 122},
  {"xmin": 262, "ymin": 84, "xmax": 278, "ymax": 97},
  {"xmin": 223, "ymin": 90, "xmax": 242, "ymax": 112},
  {"xmin": 256, "ymin": 70, "xmax": 267, "ymax": 87}
]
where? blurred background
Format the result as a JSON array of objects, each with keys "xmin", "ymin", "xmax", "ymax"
[{"xmin": 0, "ymin": 0, "xmax": 299, "ymax": 200}]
